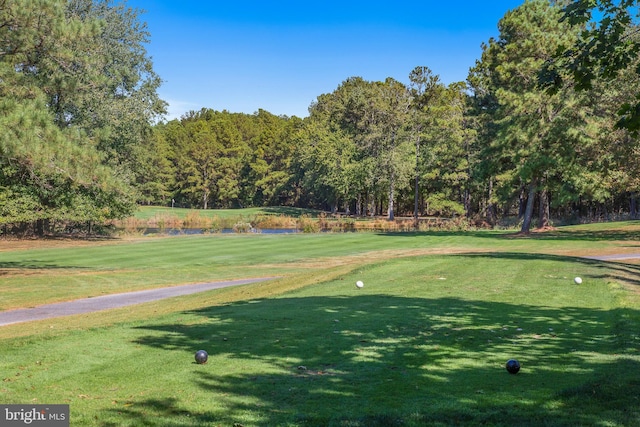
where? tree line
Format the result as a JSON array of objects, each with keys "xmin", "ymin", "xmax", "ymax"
[{"xmin": 2, "ymin": 0, "xmax": 639, "ymax": 235}]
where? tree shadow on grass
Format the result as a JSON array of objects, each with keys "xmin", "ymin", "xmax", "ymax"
[
  {"xmin": 0, "ymin": 261, "xmax": 83, "ymax": 275},
  {"xmin": 106, "ymin": 294, "xmax": 640, "ymax": 426},
  {"xmin": 525, "ymin": 226, "xmax": 640, "ymax": 243}
]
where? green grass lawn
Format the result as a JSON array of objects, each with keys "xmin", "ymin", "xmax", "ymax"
[{"xmin": 1, "ymin": 223, "xmax": 639, "ymax": 426}]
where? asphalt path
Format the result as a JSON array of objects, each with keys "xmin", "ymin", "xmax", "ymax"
[{"xmin": 0, "ymin": 277, "xmax": 276, "ymax": 327}]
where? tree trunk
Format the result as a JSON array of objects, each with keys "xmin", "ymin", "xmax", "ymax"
[
  {"xmin": 464, "ymin": 139, "xmax": 472, "ymax": 217},
  {"xmin": 631, "ymin": 192, "xmax": 638, "ymax": 219},
  {"xmin": 414, "ymin": 173, "xmax": 419, "ymax": 226},
  {"xmin": 414, "ymin": 135, "xmax": 420, "ymax": 227},
  {"xmin": 486, "ymin": 177, "xmax": 497, "ymax": 225},
  {"xmin": 35, "ymin": 219, "xmax": 45, "ymax": 237},
  {"xmin": 521, "ymin": 181, "xmax": 536, "ymax": 233},
  {"xmin": 463, "ymin": 187, "xmax": 471, "ymax": 218},
  {"xmin": 203, "ymin": 189, "xmax": 209, "ymax": 210},
  {"xmin": 388, "ymin": 171, "xmax": 395, "ymax": 221},
  {"xmin": 518, "ymin": 185, "xmax": 527, "ymax": 219},
  {"xmin": 537, "ymin": 188, "xmax": 550, "ymax": 229}
]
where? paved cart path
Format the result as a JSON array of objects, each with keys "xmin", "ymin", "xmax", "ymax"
[{"xmin": 0, "ymin": 277, "xmax": 277, "ymax": 327}]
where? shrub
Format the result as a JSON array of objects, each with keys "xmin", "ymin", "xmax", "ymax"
[
  {"xmin": 232, "ymin": 221, "xmax": 253, "ymax": 233},
  {"xmin": 297, "ymin": 215, "xmax": 320, "ymax": 233}
]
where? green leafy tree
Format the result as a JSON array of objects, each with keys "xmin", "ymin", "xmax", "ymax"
[
  {"xmin": 0, "ymin": 93, "xmax": 135, "ymax": 230},
  {"xmin": 292, "ymin": 109, "xmax": 358, "ymax": 212},
  {"xmin": 316, "ymin": 77, "xmax": 414, "ymax": 219},
  {"xmin": 408, "ymin": 66, "xmax": 444, "ymax": 221},
  {"xmin": 243, "ymin": 110, "xmax": 298, "ymax": 206},
  {"xmin": 377, "ymin": 78, "xmax": 414, "ymax": 220},
  {"xmin": 164, "ymin": 109, "xmax": 306, "ymax": 210},
  {"xmin": 420, "ymin": 82, "xmax": 474, "ymax": 218},
  {"xmin": 540, "ymin": 1, "xmax": 640, "ymax": 218},
  {"xmin": 58, "ymin": 0, "xmax": 166, "ymax": 163},
  {"xmin": 573, "ymin": 55, "xmax": 640, "ymax": 219},
  {"xmin": 132, "ymin": 125, "xmax": 176, "ymax": 205},
  {"xmin": 0, "ymin": 0, "xmax": 140, "ymax": 233},
  {"xmin": 542, "ymin": 0, "xmax": 640, "ymax": 132},
  {"xmin": 168, "ymin": 112, "xmax": 246, "ymax": 209},
  {"xmin": 408, "ymin": 68, "xmax": 473, "ymax": 219},
  {"xmin": 209, "ymin": 115, "xmax": 248, "ymax": 207},
  {"xmin": 469, "ymin": 0, "xmax": 590, "ymax": 233},
  {"xmin": 304, "ymin": 78, "xmax": 377, "ymax": 214}
]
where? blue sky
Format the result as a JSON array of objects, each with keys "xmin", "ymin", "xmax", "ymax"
[{"xmin": 129, "ymin": 1, "xmax": 526, "ymax": 120}]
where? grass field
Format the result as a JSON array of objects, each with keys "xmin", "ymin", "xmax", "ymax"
[{"xmin": 1, "ymin": 222, "xmax": 639, "ymax": 426}]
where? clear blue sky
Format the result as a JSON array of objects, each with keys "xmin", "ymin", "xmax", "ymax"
[{"xmin": 129, "ymin": 1, "xmax": 526, "ymax": 120}]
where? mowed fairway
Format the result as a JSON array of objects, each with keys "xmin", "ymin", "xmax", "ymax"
[{"xmin": 1, "ymin": 224, "xmax": 639, "ymax": 426}]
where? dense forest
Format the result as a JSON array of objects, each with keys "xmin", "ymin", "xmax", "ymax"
[{"xmin": 2, "ymin": 0, "xmax": 640, "ymax": 235}]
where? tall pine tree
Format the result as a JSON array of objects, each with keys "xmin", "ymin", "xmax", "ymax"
[{"xmin": 469, "ymin": 0, "xmax": 590, "ymax": 232}]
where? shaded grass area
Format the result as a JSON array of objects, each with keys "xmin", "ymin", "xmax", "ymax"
[{"xmin": 1, "ymin": 255, "xmax": 639, "ymax": 426}]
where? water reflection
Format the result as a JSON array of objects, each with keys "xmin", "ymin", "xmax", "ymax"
[{"xmin": 140, "ymin": 228, "xmax": 300, "ymax": 235}]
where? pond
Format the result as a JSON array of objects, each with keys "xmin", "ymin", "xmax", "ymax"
[{"xmin": 140, "ymin": 227, "xmax": 300, "ymax": 235}]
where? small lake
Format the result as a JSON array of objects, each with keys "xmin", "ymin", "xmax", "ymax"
[{"xmin": 140, "ymin": 227, "xmax": 300, "ymax": 235}]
